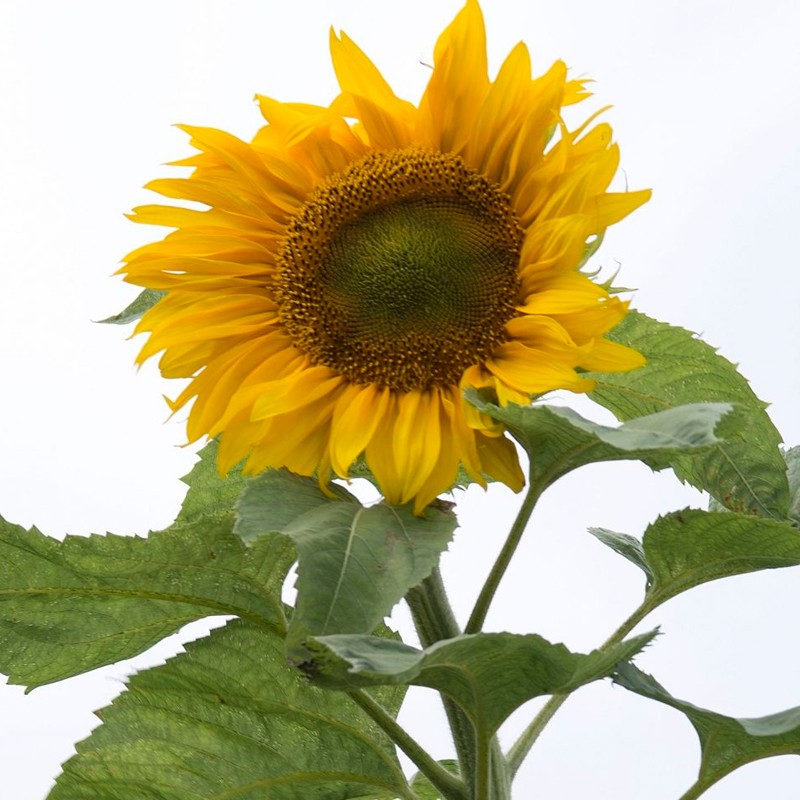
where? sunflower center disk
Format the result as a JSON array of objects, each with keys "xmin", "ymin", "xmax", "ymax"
[{"xmin": 276, "ymin": 149, "xmax": 523, "ymax": 391}]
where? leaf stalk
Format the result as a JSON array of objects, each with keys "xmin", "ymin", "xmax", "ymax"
[
  {"xmin": 507, "ymin": 601, "xmax": 652, "ymax": 777},
  {"xmin": 466, "ymin": 481, "xmax": 541, "ymax": 634},
  {"xmin": 347, "ymin": 689, "xmax": 468, "ymax": 800}
]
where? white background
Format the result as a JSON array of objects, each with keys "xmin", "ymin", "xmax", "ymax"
[{"xmin": 1, "ymin": 1, "xmax": 799, "ymax": 798}]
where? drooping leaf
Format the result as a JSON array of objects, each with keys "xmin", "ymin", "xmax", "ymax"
[
  {"xmin": 466, "ymin": 392, "xmax": 729, "ymax": 491},
  {"xmin": 615, "ymin": 661, "xmax": 800, "ymax": 795},
  {"xmin": 307, "ymin": 630, "xmax": 655, "ymax": 736},
  {"xmin": 590, "ymin": 509, "xmax": 800, "ymax": 609},
  {"xmin": 285, "ymin": 501, "xmax": 457, "ymax": 661},
  {"xmin": 235, "ymin": 469, "xmax": 358, "ymax": 544},
  {"xmin": 0, "ymin": 516, "xmax": 295, "ymax": 688},
  {"xmin": 49, "ymin": 619, "xmax": 412, "ymax": 800},
  {"xmin": 589, "ymin": 311, "xmax": 789, "ymax": 518},
  {"xmin": 97, "ymin": 287, "xmax": 166, "ymax": 325}
]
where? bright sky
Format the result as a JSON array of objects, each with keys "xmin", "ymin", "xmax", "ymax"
[{"xmin": 1, "ymin": 1, "xmax": 799, "ymax": 798}]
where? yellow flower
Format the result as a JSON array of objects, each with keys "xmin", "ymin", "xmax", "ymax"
[{"xmin": 121, "ymin": 0, "xmax": 650, "ymax": 513}]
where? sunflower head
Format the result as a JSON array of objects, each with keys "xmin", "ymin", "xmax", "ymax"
[{"xmin": 121, "ymin": 0, "xmax": 650, "ymax": 513}]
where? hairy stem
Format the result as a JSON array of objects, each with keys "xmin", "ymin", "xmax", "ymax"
[
  {"xmin": 474, "ymin": 735, "xmax": 490, "ymax": 800},
  {"xmin": 406, "ymin": 569, "xmax": 477, "ymax": 790},
  {"xmin": 465, "ymin": 482, "xmax": 541, "ymax": 635},
  {"xmin": 406, "ymin": 569, "xmax": 511, "ymax": 799},
  {"xmin": 347, "ymin": 689, "xmax": 468, "ymax": 800},
  {"xmin": 506, "ymin": 693, "xmax": 569, "ymax": 776}
]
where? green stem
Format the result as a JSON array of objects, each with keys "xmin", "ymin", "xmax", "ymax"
[
  {"xmin": 675, "ymin": 780, "xmax": 708, "ymax": 800},
  {"xmin": 507, "ymin": 601, "xmax": 652, "ymax": 777},
  {"xmin": 488, "ymin": 741, "xmax": 511, "ymax": 800},
  {"xmin": 406, "ymin": 567, "xmax": 461, "ymax": 644},
  {"xmin": 407, "ymin": 569, "xmax": 511, "ymax": 799},
  {"xmin": 506, "ymin": 693, "xmax": 568, "ymax": 777},
  {"xmin": 466, "ymin": 482, "xmax": 541, "ymax": 635},
  {"xmin": 474, "ymin": 735, "xmax": 490, "ymax": 800},
  {"xmin": 600, "ymin": 601, "xmax": 652, "ymax": 650},
  {"xmin": 406, "ymin": 569, "xmax": 477, "ymax": 791},
  {"xmin": 347, "ymin": 689, "xmax": 468, "ymax": 800}
]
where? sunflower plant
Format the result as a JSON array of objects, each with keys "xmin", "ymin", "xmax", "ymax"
[{"xmin": 2, "ymin": 3, "xmax": 799, "ymax": 799}]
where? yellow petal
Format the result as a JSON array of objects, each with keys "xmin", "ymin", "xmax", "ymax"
[
  {"xmin": 365, "ymin": 393, "xmax": 402, "ymax": 504},
  {"xmin": 518, "ymin": 273, "xmax": 608, "ymax": 315},
  {"xmin": 590, "ymin": 189, "xmax": 652, "ymax": 228},
  {"xmin": 487, "ymin": 341, "xmax": 593, "ymax": 394},
  {"xmin": 329, "ymin": 383, "xmax": 391, "ymax": 477},
  {"xmin": 418, "ymin": 0, "xmax": 489, "ymax": 152},
  {"xmin": 250, "ymin": 365, "xmax": 343, "ymax": 421},
  {"xmin": 476, "ymin": 433, "xmax": 525, "ymax": 493},
  {"xmin": 329, "ymin": 30, "xmax": 415, "ymax": 149},
  {"xmin": 578, "ymin": 339, "xmax": 646, "ymax": 372},
  {"xmin": 549, "ymin": 296, "xmax": 630, "ymax": 343}
]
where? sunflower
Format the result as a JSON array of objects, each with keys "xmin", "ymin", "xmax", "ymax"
[{"xmin": 121, "ymin": 0, "xmax": 650, "ymax": 513}]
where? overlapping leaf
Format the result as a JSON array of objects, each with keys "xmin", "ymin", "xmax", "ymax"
[
  {"xmin": 235, "ymin": 476, "xmax": 458, "ymax": 660},
  {"xmin": 615, "ymin": 662, "xmax": 800, "ymax": 795},
  {"xmin": 591, "ymin": 508, "xmax": 800, "ymax": 610},
  {"xmin": 466, "ymin": 392, "xmax": 729, "ymax": 491},
  {"xmin": 234, "ymin": 469, "xmax": 358, "ymax": 543},
  {"xmin": 307, "ymin": 630, "xmax": 655, "ymax": 736},
  {"xmin": 286, "ymin": 501, "xmax": 456, "ymax": 661},
  {"xmin": 49, "ymin": 619, "xmax": 412, "ymax": 800},
  {"xmin": 588, "ymin": 311, "xmax": 789, "ymax": 517}
]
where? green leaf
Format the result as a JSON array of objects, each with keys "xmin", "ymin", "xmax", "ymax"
[
  {"xmin": 235, "ymin": 469, "xmax": 358, "ymax": 544},
  {"xmin": 307, "ymin": 630, "xmax": 655, "ymax": 736},
  {"xmin": 615, "ymin": 661, "xmax": 800, "ymax": 796},
  {"xmin": 590, "ymin": 509, "xmax": 800, "ymax": 608},
  {"xmin": 174, "ymin": 439, "xmax": 248, "ymax": 527},
  {"xmin": 466, "ymin": 391, "xmax": 729, "ymax": 491},
  {"xmin": 589, "ymin": 311, "xmax": 789, "ymax": 518},
  {"xmin": 785, "ymin": 446, "xmax": 800, "ymax": 526},
  {"xmin": 0, "ymin": 515, "xmax": 295, "ymax": 688},
  {"xmin": 285, "ymin": 501, "xmax": 456, "ymax": 661},
  {"xmin": 411, "ymin": 761, "xmax": 461, "ymax": 800},
  {"xmin": 589, "ymin": 528, "xmax": 653, "ymax": 582},
  {"xmin": 49, "ymin": 619, "xmax": 412, "ymax": 800},
  {"xmin": 97, "ymin": 287, "xmax": 166, "ymax": 325}
]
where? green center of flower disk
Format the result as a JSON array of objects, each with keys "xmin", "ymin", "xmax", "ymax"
[{"xmin": 276, "ymin": 148, "xmax": 523, "ymax": 391}]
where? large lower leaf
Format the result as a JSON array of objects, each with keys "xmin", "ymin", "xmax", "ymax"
[
  {"xmin": 307, "ymin": 630, "xmax": 655, "ymax": 736},
  {"xmin": 615, "ymin": 662, "xmax": 800, "ymax": 796},
  {"xmin": 589, "ymin": 311, "xmax": 789, "ymax": 518},
  {"xmin": 591, "ymin": 508, "xmax": 800, "ymax": 611},
  {"xmin": 0, "ymin": 515, "xmax": 294, "ymax": 688},
  {"xmin": 49, "ymin": 619, "xmax": 411, "ymax": 800},
  {"xmin": 465, "ymin": 393, "xmax": 729, "ymax": 492}
]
